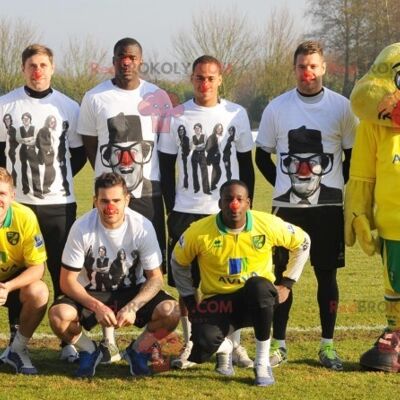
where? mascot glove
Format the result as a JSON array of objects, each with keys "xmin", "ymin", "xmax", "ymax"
[
  {"xmin": 344, "ymin": 179, "xmax": 375, "ymax": 247},
  {"xmin": 353, "ymin": 214, "xmax": 379, "ymax": 256}
]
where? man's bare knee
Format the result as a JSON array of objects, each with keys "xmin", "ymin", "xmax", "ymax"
[{"xmin": 20, "ymin": 280, "xmax": 49, "ymax": 306}]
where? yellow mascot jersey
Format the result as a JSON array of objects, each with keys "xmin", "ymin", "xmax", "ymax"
[
  {"xmin": 0, "ymin": 202, "xmax": 47, "ymax": 281},
  {"xmin": 174, "ymin": 210, "xmax": 307, "ymax": 297},
  {"xmin": 350, "ymin": 121, "xmax": 400, "ymax": 240}
]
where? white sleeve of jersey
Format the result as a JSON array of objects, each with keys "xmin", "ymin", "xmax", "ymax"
[
  {"xmin": 255, "ymin": 103, "xmax": 277, "ymax": 153},
  {"xmin": 341, "ymin": 100, "xmax": 358, "ymax": 150},
  {"xmin": 61, "ymin": 219, "xmax": 86, "ymax": 270},
  {"xmin": 0, "ymin": 103, "xmax": 6, "ymax": 141},
  {"xmin": 283, "ymin": 232, "xmax": 311, "ymax": 282},
  {"xmin": 67, "ymin": 101, "xmax": 83, "ymax": 148},
  {"xmin": 158, "ymin": 116, "xmax": 179, "ymax": 154},
  {"xmin": 137, "ymin": 219, "xmax": 163, "ymax": 270},
  {"xmin": 235, "ymin": 108, "xmax": 254, "ymax": 153},
  {"xmin": 77, "ymin": 93, "xmax": 98, "ymax": 137}
]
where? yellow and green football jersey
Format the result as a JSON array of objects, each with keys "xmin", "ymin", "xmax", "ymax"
[
  {"xmin": 0, "ymin": 202, "xmax": 47, "ymax": 281},
  {"xmin": 173, "ymin": 210, "xmax": 307, "ymax": 298}
]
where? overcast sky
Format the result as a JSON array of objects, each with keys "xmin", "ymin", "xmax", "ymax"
[{"xmin": 1, "ymin": 0, "xmax": 308, "ymax": 64}]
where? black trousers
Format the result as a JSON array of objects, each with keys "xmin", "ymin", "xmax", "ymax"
[{"xmin": 188, "ymin": 277, "xmax": 277, "ymax": 364}]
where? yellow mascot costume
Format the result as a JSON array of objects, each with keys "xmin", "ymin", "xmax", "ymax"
[{"xmin": 346, "ymin": 42, "xmax": 400, "ymax": 372}]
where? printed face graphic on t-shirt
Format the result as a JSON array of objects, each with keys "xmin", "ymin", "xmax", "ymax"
[
  {"xmin": 101, "ymin": 113, "xmax": 154, "ymax": 192},
  {"xmin": 276, "ymin": 126, "xmax": 336, "ymax": 204}
]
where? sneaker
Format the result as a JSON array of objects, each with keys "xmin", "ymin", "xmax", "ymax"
[
  {"xmin": 232, "ymin": 345, "xmax": 254, "ymax": 368},
  {"xmin": 318, "ymin": 343, "xmax": 343, "ymax": 371},
  {"xmin": 270, "ymin": 340, "xmax": 288, "ymax": 367},
  {"xmin": 123, "ymin": 345, "xmax": 151, "ymax": 376},
  {"xmin": 75, "ymin": 345, "xmax": 103, "ymax": 378},
  {"xmin": 6, "ymin": 346, "xmax": 38, "ymax": 375},
  {"xmin": 99, "ymin": 339, "xmax": 121, "ymax": 364},
  {"xmin": 0, "ymin": 346, "xmax": 9, "ymax": 365},
  {"xmin": 171, "ymin": 340, "xmax": 196, "ymax": 369},
  {"xmin": 215, "ymin": 352, "xmax": 235, "ymax": 376},
  {"xmin": 254, "ymin": 364, "xmax": 275, "ymax": 387},
  {"xmin": 60, "ymin": 344, "xmax": 79, "ymax": 363},
  {"xmin": 360, "ymin": 330, "xmax": 400, "ymax": 372}
]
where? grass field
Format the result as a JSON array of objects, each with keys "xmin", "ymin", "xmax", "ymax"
[{"xmin": 0, "ymin": 163, "xmax": 397, "ymax": 400}]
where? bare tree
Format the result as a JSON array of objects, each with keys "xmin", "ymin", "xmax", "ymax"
[
  {"xmin": 307, "ymin": 0, "xmax": 400, "ymax": 96},
  {"xmin": 172, "ymin": 5, "xmax": 258, "ymax": 99},
  {"xmin": 259, "ymin": 7, "xmax": 299, "ymax": 99},
  {"xmin": 0, "ymin": 17, "xmax": 40, "ymax": 94},
  {"xmin": 235, "ymin": 7, "xmax": 299, "ymax": 126},
  {"xmin": 52, "ymin": 36, "xmax": 108, "ymax": 102}
]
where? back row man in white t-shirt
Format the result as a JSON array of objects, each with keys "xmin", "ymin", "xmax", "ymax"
[
  {"xmin": 77, "ymin": 37, "xmax": 173, "ymax": 363},
  {"xmin": 158, "ymin": 55, "xmax": 255, "ymax": 372},
  {"xmin": 255, "ymin": 40, "xmax": 358, "ymax": 370}
]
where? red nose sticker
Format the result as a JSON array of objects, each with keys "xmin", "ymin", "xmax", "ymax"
[
  {"xmin": 33, "ymin": 71, "xmax": 42, "ymax": 80},
  {"xmin": 121, "ymin": 56, "xmax": 132, "ymax": 65},
  {"xmin": 302, "ymin": 71, "xmax": 314, "ymax": 82},
  {"xmin": 229, "ymin": 200, "xmax": 240, "ymax": 211},
  {"xmin": 200, "ymin": 82, "xmax": 208, "ymax": 93},
  {"xmin": 105, "ymin": 204, "xmax": 117, "ymax": 215}
]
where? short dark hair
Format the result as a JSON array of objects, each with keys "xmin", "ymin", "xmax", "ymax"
[
  {"xmin": 94, "ymin": 172, "xmax": 128, "ymax": 197},
  {"xmin": 113, "ymin": 37, "xmax": 142, "ymax": 55},
  {"xmin": 21, "ymin": 112, "xmax": 32, "ymax": 122},
  {"xmin": 22, "ymin": 44, "xmax": 54, "ymax": 66},
  {"xmin": 219, "ymin": 179, "xmax": 249, "ymax": 198},
  {"xmin": 293, "ymin": 41, "xmax": 324, "ymax": 65},
  {"xmin": 192, "ymin": 55, "xmax": 222, "ymax": 74}
]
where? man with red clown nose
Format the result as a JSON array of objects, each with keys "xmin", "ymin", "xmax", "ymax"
[
  {"xmin": 159, "ymin": 55, "xmax": 255, "ymax": 372},
  {"xmin": 171, "ymin": 179, "xmax": 310, "ymax": 386},
  {"xmin": 256, "ymin": 40, "xmax": 358, "ymax": 370},
  {"xmin": 49, "ymin": 172, "xmax": 179, "ymax": 378}
]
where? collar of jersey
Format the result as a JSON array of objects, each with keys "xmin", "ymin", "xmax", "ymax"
[
  {"xmin": 216, "ymin": 211, "xmax": 252, "ymax": 234},
  {"xmin": 2, "ymin": 207, "xmax": 12, "ymax": 228}
]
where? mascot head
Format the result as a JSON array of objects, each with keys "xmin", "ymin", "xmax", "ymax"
[{"xmin": 350, "ymin": 42, "xmax": 400, "ymax": 127}]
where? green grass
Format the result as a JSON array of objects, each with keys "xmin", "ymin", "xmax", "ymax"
[{"xmin": 0, "ymin": 162, "xmax": 395, "ymax": 400}]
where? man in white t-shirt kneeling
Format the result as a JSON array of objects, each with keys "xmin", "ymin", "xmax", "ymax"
[{"xmin": 48, "ymin": 172, "xmax": 179, "ymax": 378}]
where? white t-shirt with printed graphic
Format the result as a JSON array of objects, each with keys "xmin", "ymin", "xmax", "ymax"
[
  {"xmin": 0, "ymin": 87, "xmax": 81, "ymax": 205},
  {"xmin": 158, "ymin": 99, "xmax": 253, "ymax": 214},
  {"xmin": 78, "ymin": 79, "xmax": 168, "ymax": 198},
  {"xmin": 256, "ymin": 88, "xmax": 357, "ymax": 208},
  {"xmin": 62, "ymin": 207, "xmax": 162, "ymax": 291}
]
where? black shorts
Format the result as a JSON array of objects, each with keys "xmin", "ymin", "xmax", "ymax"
[
  {"xmin": 273, "ymin": 206, "xmax": 344, "ymax": 275},
  {"xmin": 166, "ymin": 211, "xmax": 209, "ymax": 287},
  {"xmin": 51, "ymin": 286, "xmax": 174, "ymax": 330},
  {"xmin": 129, "ymin": 195, "xmax": 166, "ymax": 272},
  {"xmin": 189, "ymin": 277, "xmax": 277, "ymax": 363}
]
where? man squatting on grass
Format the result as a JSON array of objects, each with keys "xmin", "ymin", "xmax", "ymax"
[
  {"xmin": 0, "ymin": 167, "xmax": 49, "ymax": 374},
  {"xmin": 171, "ymin": 180, "xmax": 310, "ymax": 386},
  {"xmin": 49, "ymin": 172, "xmax": 179, "ymax": 378}
]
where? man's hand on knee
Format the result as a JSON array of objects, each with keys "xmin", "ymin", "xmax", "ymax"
[{"xmin": 94, "ymin": 303, "xmax": 117, "ymax": 327}]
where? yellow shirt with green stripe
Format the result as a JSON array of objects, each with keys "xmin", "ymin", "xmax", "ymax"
[
  {"xmin": 0, "ymin": 202, "xmax": 47, "ymax": 281},
  {"xmin": 173, "ymin": 210, "xmax": 308, "ymax": 298}
]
